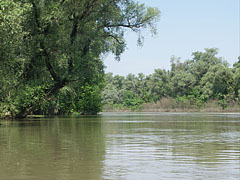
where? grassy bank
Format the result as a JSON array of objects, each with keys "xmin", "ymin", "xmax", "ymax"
[
  {"xmin": 103, "ymin": 98, "xmax": 240, "ymax": 112},
  {"xmin": 141, "ymin": 101, "xmax": 240, "ymax": 112}
]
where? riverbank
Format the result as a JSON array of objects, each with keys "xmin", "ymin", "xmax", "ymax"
[{"xmin": 103, "ymin": 100, "xmax": 240, "ymax": 113}]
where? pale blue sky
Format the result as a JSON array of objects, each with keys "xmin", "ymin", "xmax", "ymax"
[{"xmin": 104, "ymin": 0, "xmax": 240, "ymax": 76}]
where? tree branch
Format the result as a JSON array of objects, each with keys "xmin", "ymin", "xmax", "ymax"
[
  {"xmin": 41, "ymin": 47, "xmax": 60, "ymax": 82},
  {"xmin": 60, "ymin": 0, "xmax": 65, "ymax": 5},
  {"xmin": 104, "ymin": 22, "xmax": 144, "ymax": 29},
  {"xmin": 68, "ymin": 0, "xmax": 97, "ymax": 73},
  {"xmin": 81, "ymin": 39, "xmax": 91, "ymax": 57},
  {"xmin": 108, "ymin": 34, "xmax": 125, "ymax": 45},
  {"xmin": 31, "ymin": 0, "xmax": 60, "ymax": 82}
]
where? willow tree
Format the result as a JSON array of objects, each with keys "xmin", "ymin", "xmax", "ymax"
[{"xmin": 0, "ymin": 0, "xmax": 160, "ymax": 118}]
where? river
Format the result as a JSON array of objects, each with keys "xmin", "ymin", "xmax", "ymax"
[{"xmin": 0, "ymin": 112, "xmax": 239, "ymax": 180}]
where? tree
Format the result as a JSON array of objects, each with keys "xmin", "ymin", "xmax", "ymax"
[
  {"xmin": 77, "ymin": 84, "xmax": 103, "ymax": 115},
  {"xmin": 123, "ymin": 90, "xmax": 144, "ymax": 110},
  {"xmin": 232, "ymin": 57, "xmax": 240, "ymax": 101},
  {"xmin": 101, "ymin": 49, "xmax": 239, "ymax": 111},
  {"xmin": 200, "ymin": 64, "xmax": 234, "ymax": 108},
  {"xmin": 171, "ymin": 70, "xmax": 196, "ymax": 97},
  {"xmin": 0, "ymin": 1, "xmax": 32, "ymax": 117},
  {"xmin": 147, "ymin": 69, "xmax": 171, "ymax": 102},
  {"xmin": 0, "ymin": 0, "xmax": 160, "ymax": 118}
]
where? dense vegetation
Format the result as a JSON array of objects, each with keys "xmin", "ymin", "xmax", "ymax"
[
  {"xmin": 103, "ymin": 48, "xmax": 240, "ymax": 111},
  {"xmin": 1, "ymin": 1, "xmax": 238, "ymax": 117},
  {"xmin": 0, "ymin": 0, "xmax": 160, "ymax": 118}
]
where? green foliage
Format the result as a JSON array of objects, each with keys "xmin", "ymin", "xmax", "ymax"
[
  {"xmin": 200, "ymin": 64, "xmax": 234, "ymax": 100},
  {"xmin": 123, "ymin": 90, "xmax": 144, "ymax": 111},
  {"xmin": 103, "ymin": 48, "xmax": 239, "ymax": 111},
  {"xmin": 217, "ymin": 94, "xmax": 228, "ymax": 110},
  {"xmin": 0, "ymin": 0, "xmax": 160, "ymax": 118},
  {"xmin": 15, "ymin": 85, "xmax": 46, "ymax": 112},
  {"xmin": 233, "ymin": 57, "xmax": 240, "ymax": 99},
  {"xmin": 171, "ymin": 70, "xmax": 196, "ymax": 97},
  {"xmin": 78, "ymin": 85, "xmax": 103, "ymax": 115},
  {"xmin": 148, "ymin": 69, "xmax": 171, "ymax": 101}
]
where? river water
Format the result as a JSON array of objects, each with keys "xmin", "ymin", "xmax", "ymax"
[{"xmin": 0, "ymin": 112, "xmax": 239, "ymax": 180}]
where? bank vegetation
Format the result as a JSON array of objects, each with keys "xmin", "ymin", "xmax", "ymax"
[{"xmin": 102, "ymin": 48, "xmax": 240, "ymax": 112}]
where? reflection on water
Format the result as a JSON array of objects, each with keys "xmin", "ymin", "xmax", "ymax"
[{"xmin": 0, "ymin": 113, "xmax": 239, "ymax": 180}]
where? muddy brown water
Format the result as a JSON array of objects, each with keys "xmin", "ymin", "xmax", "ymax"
[{"xmin": 0, "ymin": 112, "xmax": 239, "ymax": 180}]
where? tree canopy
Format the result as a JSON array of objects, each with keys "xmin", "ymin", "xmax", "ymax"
[
  {"xmin": 0, "ymin": 0, "xmax": 160, "ymax": 118},
  {"xmin": 103, "ymin": 49, "xmax": 240, "ymax": 111}
]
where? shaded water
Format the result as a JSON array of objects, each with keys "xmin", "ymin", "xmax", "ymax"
[{"xmin": 0, "ymin": 113, "xmax": 239, "ymax": 180}]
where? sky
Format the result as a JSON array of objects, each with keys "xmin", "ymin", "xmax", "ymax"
[{"xmin": 104, "ymin": 0, "xmax": 240, "ymax": 76}]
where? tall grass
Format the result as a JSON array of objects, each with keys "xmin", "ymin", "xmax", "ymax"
[
  {"xmin": 141, "ymin": 98, "xmax": 240, "ymax": 112},
  {"xmin": 103, "ymin": 97, "xmax": 240, "ymax": 112}
]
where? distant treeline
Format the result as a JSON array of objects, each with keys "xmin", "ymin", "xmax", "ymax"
[{"xmin": 102, "ymin": 48, "xmax": 240, "ymax": 111}]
